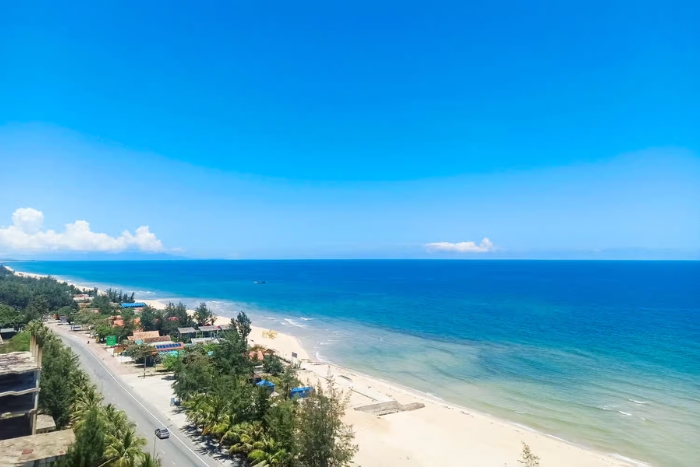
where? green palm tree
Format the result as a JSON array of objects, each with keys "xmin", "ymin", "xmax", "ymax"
[
  {"xmin": 247, "ymin": 437, "xmax": 291, "ymax": 466},
  {"xmin": 102, "ymin": 404, "xmax": 135, "ymax": 438},
  {"xmin": 229, "ymin": 422, "xmax": 265, "ymax": 456},
  {"xmin": 138, "ymin": 453, "xmax": 162, "ymax": 467},
  {"xmin": 183, "ymin": 393, "xmax": 212, "ymax": 427},
  {"xmin": 71, "ymin": 385, "xmax": 104, "ymax": 427},
  {"xmin": 207, "ymin": 413, "xmax": 234, "ymax": 442},
  {"xmin": 25, "ymin": 320, "xmax": 50, "ymax": 346},
  {"xmin": 102, "ymin": 426, "xmax": 147, "ymax": 467},
  {"xmin": 183, "ymin": 392, "xmax": 230, "ymax": 437}
]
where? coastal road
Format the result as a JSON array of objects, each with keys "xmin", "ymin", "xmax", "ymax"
[{"xmin": 54, "ymin": 327, "xmax": 228, "ymax": 467}]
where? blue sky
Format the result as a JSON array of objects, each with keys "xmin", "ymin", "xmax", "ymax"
[{"xmin": 1, "ymin": 1, "xmax": 698, "ymax": 259}]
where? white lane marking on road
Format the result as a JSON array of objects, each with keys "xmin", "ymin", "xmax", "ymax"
[{"xmin": 61, "ymin": 331, "xmax": 211, "ymax": 467}]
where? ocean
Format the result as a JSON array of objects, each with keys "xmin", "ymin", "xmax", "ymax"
[{"xmin": 11, "ymin": 260, "xmax": 699, "ymax": 467}]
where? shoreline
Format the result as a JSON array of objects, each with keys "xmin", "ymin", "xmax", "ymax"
[{"xmin": 8, "ymin": 266, "xmax": 646, "ymax": 467}]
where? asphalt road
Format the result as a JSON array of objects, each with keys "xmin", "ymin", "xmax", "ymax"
[{"xmin": 56, "ymin": 328, "xmax": 226, "ymax": 467}]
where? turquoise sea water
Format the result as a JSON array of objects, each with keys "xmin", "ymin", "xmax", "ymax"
[{"xmin": 11, "ymin": 260, "xmax": 700, "ymax": 467}]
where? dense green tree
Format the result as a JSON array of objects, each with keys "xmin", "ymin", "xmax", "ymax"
[
  {"xmin": 159, "ymin": 352, "xmax": 182, "ymax": 372},
  {"xmin": 39, "ymin": 337, "xmax": 86, "ymax": 428},
  {"xmin": 0, "ymin": 303, "xmax": 21, "ymax": 328},
  {"xmin": 0, "ymin": 269, "xmax": 75, "ymax": 313},
  {"xmin": 194, "ymin": 302, "xmax": 213, "ymax": 326},
  {"xmin": 263, "ymin": 354, "xmax": 285, "ymax": 376},
  {"xmin": 94, "ymin": 323, "xmax": 115, "ymax": 342},
  {"xmin": 115, "ymin": 307, "xmax": 137, "ymax": 341},
  {"xmin": 58, "ymin": 306, "xmax": 76, "ymax": 323},
  {"xmin": 160, "ymin": 301, "xmax": 192, "ymax": 336},
  {"xmin": 139, "ymin": 305, "xmax": 161, "ymax": 332},
  {"xmin": 106, "ymin": 288, "xmax": 137, "ymax": 304},
  {"xmin": 24, "ymin": 295, "xmax": 49, "ymax": 322},
  {"xmin": 264, "ymin": 399, "xmax": 297, "ymax": 454},
  {"xmin": 91, "ymin": 295, "xmax": 114, "ymax": 315},
  {"xmin": 0, "ymin": 280, "xmax": 32, "ymax": 310},
  {"xmin": 253, "ymin": 386, "xmax": 273, "ymax": 422},
  {"xmin": 276, "ymin": 365, "xmax": 301, "ymax": 400},
  {"xmin": 294, "ymin": 377, "xmax": 358, "ymax": 467},
  {"xmin": 235, "ymin": 311, "xmax": 252, "ymax": 342},
  {"xmin": 212, "ymin": 321, "xmax": 252, "ymax": 378},
  {"xmin": 59, "ymin": 407, "xmax": 107, "ymax": 467},
  {"xmin": 173, "ymin": 348, "xmax": 217, "ymax": 399}
]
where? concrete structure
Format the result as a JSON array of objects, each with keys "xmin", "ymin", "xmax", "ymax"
[
  {"xmin": 0, "ymin": 429, "xmax": 74, "ymax": 466},
  {"xmin": 191, "ymin": 337, "xmax": 216, "ymax": 345},
  {"xmin": 34, "ymin": 415, "xmax": 56, "ymax": 434},
  {"xmin": 0, "ymin": 337, "xmax": 42, "ymax": 440},
  {"xmin": 354, "ymin": 400, "xmax": 425, "ymax": 416}
]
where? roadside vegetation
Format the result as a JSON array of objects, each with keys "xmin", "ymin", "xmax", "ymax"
[
  {"xmin": 172, "ymin": 312, "xmax": 358, "ymax": 466},
  {"xmin": 0, "ymin": 266, "xmax": 158, "ymax": 466},
  {"xmin": 1, "ymin": 265, "xmax": 358, "ymax": 466}
]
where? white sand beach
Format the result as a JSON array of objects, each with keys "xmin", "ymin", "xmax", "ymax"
[
  {"xmin": 11, "ymin": 269, "xmax": 642, "ymax": 466},
  {"xmin": 140, "ymin": 298, "xmax": 639, "ymax": 467}
]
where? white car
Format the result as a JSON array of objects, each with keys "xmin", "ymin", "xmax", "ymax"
[{"xmin": 155, "ymin": 428, "xmax": 170, "ymax": 439}]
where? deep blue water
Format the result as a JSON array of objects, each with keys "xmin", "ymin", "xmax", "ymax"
[{"xmin": 11, "ymin": 260, "xmax": 700, "ymax": 467}]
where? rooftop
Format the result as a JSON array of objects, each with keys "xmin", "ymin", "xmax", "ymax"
[
  {"xmin": 0, "ymin": 429, "xmax": 75, "ymax": 465},
  {"xmin": 177, "ymin": 327, "xmax": 197, "ymax": 334},
  {"xmin": 198, "ymin": 325, "xmax": 218, "ymax": 332},
  {"xmin": 128, "ymin": 330, "xmax": 160, "ymax": 341},
  {"xmin": 0, "ymin": 353, "xmax": 38, "ymax": 376}
]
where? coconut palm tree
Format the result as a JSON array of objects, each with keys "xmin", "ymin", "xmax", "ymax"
[
  {"xmin": 183, "ymin": 393, "xmax": 212, "ymax": 427},
  {"xmin": 102, "ymin": 403, "xmax": 135, "ymax": 438},
  {"xmin": 102, "ymin": 426, "xmax": 147, "ymax": 467},
  {"xmin": 71, "ymin": 385, "xmax": 104, "ymax": 427},
  {"xmin": 227, "ymin": 421, "xmax": 265, "ymax": 456},
  {"xmin": 207, "ymin": 413, "xmax": 235, "ymax": 443},
  {"xmin": 138, "ymin": 453, "xmax": 162, "ymax": 467},
  {"xmin": 247, "ymin": 437, "xmax": 291, "ymax": 466},
  {"xmin": 25, "ymin": 320, "xmax": 51, "ymax": 346}
]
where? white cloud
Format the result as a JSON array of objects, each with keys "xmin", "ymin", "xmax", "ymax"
[
  {"xmin": 0, "ymin": 208, "xmax": 166, "ymax": 252},
  {"xmin": 425, "ymin": 238, "xmax": 495, "ymax": 253}
]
